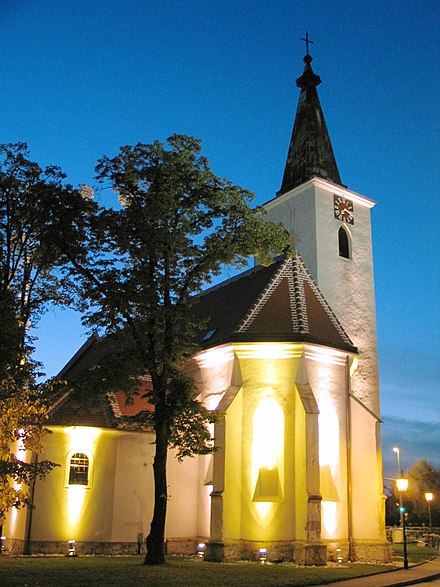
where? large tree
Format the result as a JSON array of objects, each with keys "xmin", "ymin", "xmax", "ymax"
[
  {"xmin": 0, "ymin": 143, "xmax": 90, "ymax": 527},
  {"xmin": 60, "ymin": 135, "xmax": 291, "ymax": 565}
]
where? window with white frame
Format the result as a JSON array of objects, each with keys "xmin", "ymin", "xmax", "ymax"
[{"xmin": 68, "ymin": 452, "xmax": 90, "ymax": 486}]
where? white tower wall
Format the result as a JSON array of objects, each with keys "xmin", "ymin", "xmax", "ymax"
[{"xmin": 264, "ymin": 177, "xmax": 380, "ymax": 415}]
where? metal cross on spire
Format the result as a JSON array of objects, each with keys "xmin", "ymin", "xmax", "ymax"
[{"xmin": 300, "ymin": 31, "xmax": 314, "ymax": 56}]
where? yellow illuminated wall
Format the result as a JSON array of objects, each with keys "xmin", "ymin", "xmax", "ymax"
[
  {"xmin": 293, "ymin": 387, "xmax": 307, "ymax": 540},
  {"xmin": 252, "ymin": 396, "xmax": 284, "ymax": 504},
  {"xmin": 222, "ymin": 343, "xmax": 299, "ymax": 545},
  {"xmin": 223, "ymin": 387, "xmax": 243, "ymax": 540},
  {"xmin": 13, "ymin": 426, "xmax": 155, "ymax": 546}
]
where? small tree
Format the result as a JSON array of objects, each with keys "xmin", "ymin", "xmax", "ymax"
[
  {"xmin": 386, "ymin": 459, "xmax": 440, "ymax": 527},
  {"xmin": 59, "ymin": 135, "xmax": 291, "ymax": 564},
  {"xmin": 406, "ymin": 460, "xmax": 440, "ymax": 526}
]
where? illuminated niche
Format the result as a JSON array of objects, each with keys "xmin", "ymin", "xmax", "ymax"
[
  {"xmin": 252, "ymin": 397, "xmax": 284, "ymax": 502},
  {"xmin": 319, "ymin": 400, "xmax": 340, "ymax": 536}
]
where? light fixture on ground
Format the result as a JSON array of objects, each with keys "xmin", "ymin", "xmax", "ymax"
[
  {"xmin": 396, "ymin": 476, "xmax": 409, "ymax": 570},
  {"xmin": 0, "ymin": 536, "xmax": 5, "ymax": 553},
  {"xmin": 259, "ymin": 547, "xmax": 267, "ymax": 564},
  {"xmin": 197, "ymin": 543, "xmax": 206, "ymax": 558},
  {"xmin": 425, "ymin": 493, "xmax": 433, "ymax": 529},
  {"xmin": 67, "ymin": 539, "xmax": 77, "ymax": 557}
]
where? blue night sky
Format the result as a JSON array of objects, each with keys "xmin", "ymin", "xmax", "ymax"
[{"xmin": 1, "ymin": 1, "xmax": 439, "ymax": 477}]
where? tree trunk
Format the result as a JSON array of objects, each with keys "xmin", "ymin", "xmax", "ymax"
[{"xmin": 144, "ymin": 415, "xmax": 169, "ymax": 565}]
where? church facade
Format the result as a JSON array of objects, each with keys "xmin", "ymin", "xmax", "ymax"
[{"xmin": 4, "ymin": 52, "xmax": 390, "ymax": 563}]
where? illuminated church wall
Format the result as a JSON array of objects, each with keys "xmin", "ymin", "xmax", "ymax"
[
  {"xmin": 199, "ymin": 341, "xmax": 372, "ymax": 561},
  {"xmin": 232, "ymin": 348, "xmax": 293, "ymax": 544},
  {"xmin": 293, "ymin": 385, "xmax": 307, "ymax": 540},
  {"xmin": 25, "ymin": 427, "xmax": 152, "ymax": 545},
  {"xmin": 4, "ymin": 338, "xmax": 387, "ymax": 560},
  {"xmin": 306, "ymin": 349, "xmax": 349, "ymax": 543},
  {"xmin": 108, "ymin": 431, "xmax": 153, "ymax": 543},
  {"xmin": 5, "ymin": 425, "xmax": 207, "ymax": 553},
  {"xmin": 350, "ymin": 400, "xmax": 385, "ymax": 542},
  {"xmin": 223, "ymin": 386, "xmax": 243, "ymax": 540}
]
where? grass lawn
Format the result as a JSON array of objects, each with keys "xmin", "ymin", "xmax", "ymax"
[{"xmin": 0, "ymin": 545, "xmax": 437, "ymax": 587}]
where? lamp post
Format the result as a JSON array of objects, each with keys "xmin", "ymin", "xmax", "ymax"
[
  {"xmin": 425, "ymin": 493, "xmax": 433, "ymax": 529},
  {"xmin": 393, "ymin": 447, "xmax": 400, "ymax": 477},
  {"xmin": 396, "ymin": 476, "xmax": 409, "ymax": 570}
]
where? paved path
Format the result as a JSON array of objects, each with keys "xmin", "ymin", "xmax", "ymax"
[{"xmin": 310, "ymin": 556, "xmax": 440, "ymax": 587}]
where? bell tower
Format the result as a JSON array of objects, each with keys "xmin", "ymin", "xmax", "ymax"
[{"xmin": 264, "ymin": 51, "xmax": 380, "ymax": 416}]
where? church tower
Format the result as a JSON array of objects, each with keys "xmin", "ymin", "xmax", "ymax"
[{"xmin": 264, "ymin": 51, "xmax": 380, "ymax": 417}]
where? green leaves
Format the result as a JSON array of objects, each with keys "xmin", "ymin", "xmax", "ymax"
[
  {"xmin": 0, "ymin": 143, "xmax": 89, "ymax": 522},
  {"xmin": 67, "ymin": 134, "xmax": 292, "ymax": 444},
  {"xmin": 0, "ymin": 378, "xmax": 59, "ymax": 523}
]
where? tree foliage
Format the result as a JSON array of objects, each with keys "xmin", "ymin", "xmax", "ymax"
[
  {"xmin": 0, "ymin": 143, "xmax": 84, "ymax": 523},
  {"xmin": 386, "ymin": 459, "xmax": 440, "ymax": 527},
  {"xmin": 59, "ymin": 135, "xmax": 291, "ymax": 564},
  {"xmin": 0, "ymin": 380, "xmax": 58, "ymax": 524},
  {"xmin": 406, "ymin": 460, "xmax": 440, "ymax": 526}
]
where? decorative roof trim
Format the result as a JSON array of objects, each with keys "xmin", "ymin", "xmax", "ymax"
[
  {"xmin": 295, "ymin": 255, "xmax": 353, "ymax": 346},
  {"xmin": 235, "ymin": 254, "xmax": 353, "ymax": 348},
  {"xmin": 107, "ymin": 391, "xmax": 123, "ymax": 418},
  {"xmin": 291, "ymin": 257, "xmax": 308, "ymax": 334},
  {"xmin": 236, "ymin": 258, "xmax": 291, "ymax": 333},
  {"xmin": 264, "ymin": 177, "xmax": 376, "ymax": 210}
]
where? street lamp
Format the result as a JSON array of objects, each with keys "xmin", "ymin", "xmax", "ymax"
[
  {"xmin": 425, "ymin": 493, "xmax": 433, "ymax": 529},
  {"xmin": 393, "ymin": 447, "xmax": 400, "ymax": 477},
  {"xmin": 396, "ymin": 476, "xmax": 409, "ymax": 570}
]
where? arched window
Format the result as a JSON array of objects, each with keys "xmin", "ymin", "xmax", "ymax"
[
  {"xmin": 338, "ymin": 226, "xmax": 351, "ymax": 259},
  {"xmin": 68, "ymin": 452, "xmax": 89, "ymax": 485}
]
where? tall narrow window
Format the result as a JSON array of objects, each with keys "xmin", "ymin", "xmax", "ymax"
[
  {"xmin": 338, "ymin": 226, "xmax": 350, "ymax": 259},
  {"xmin": 68, "ymin": 452, "xmax": 89, "ymax": 485}
]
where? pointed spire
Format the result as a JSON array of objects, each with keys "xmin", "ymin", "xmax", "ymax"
[{"xmin": 278, "ymin": 50, "xmax": 343, "ymax": 196}]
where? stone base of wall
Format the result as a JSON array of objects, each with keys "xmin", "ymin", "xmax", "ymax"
[
  {"xmin": 166, "ymin": 537, "xmax": 208, "ymax": 556},
  {"xmin": 292, "ymin": 542, "xmax": 327, "ymax": 566},
  {"xmin": 1, "ymin": 537, "xmax": 25, "ymax": 555},
  {"xmin": 351, "ymin": 541, "xmax": 392, "ymax": 563},
  {"xmin": 324, "ymin": 540, "xmax": 392, "ymax": 563},
  {"xmin": 325, "ymin": 540, "xmax": 351, "ymax": 562},
  {"xmin": 9, "ymin": 540, "xmax": 142, "ymax": 556},
  {"xmin": 205, "ymin": 541, "xmax": 226, "ymax": 562},
  {"xmin": 3, "ymin": 537, "xmax": 390, "ymax": 563},
  {"xmin": 7, "ymin": 537, "xmax": 207, "ymax": 557},
  {"xmin": 206, "ymin": 539, "xmax": 327, "ymax": 565}
]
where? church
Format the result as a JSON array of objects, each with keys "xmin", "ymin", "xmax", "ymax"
[{"xmin": 4, "ymin": 50, "xmax": 391, "ymax": 564}]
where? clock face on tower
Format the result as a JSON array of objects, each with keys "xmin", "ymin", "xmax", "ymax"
[{"xmin": 334, "ymin": 195, "xmax": 354, "ymax": 224}]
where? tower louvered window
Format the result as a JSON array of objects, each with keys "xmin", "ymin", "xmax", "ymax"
[
  {"xmin": 338, "ymin": 226, "xmax": 350, "ymax": 259},
  {"xmin": 68, "ymin": 452, "xmax": 89, "ymax": 485}
]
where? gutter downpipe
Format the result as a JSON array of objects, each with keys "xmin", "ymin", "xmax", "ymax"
[{"xmin": 23, "ymin": 453, "xmax": 38, "ymax": 555}]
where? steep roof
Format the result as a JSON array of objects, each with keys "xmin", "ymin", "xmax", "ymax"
[
  {"xmin": 49, "ymin": 334, "xmax": 152, "ymax": 429},
  {"xmin": 49, "ymin": 254, "xmax": 356, "ymax": 427},
  {"xmin": 195, "ymin": 254, "xmax": 355, "ymax": 352},
  {"xmin": 278, "ymin": 53, "xmax": 343, "ymax": 195}
]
